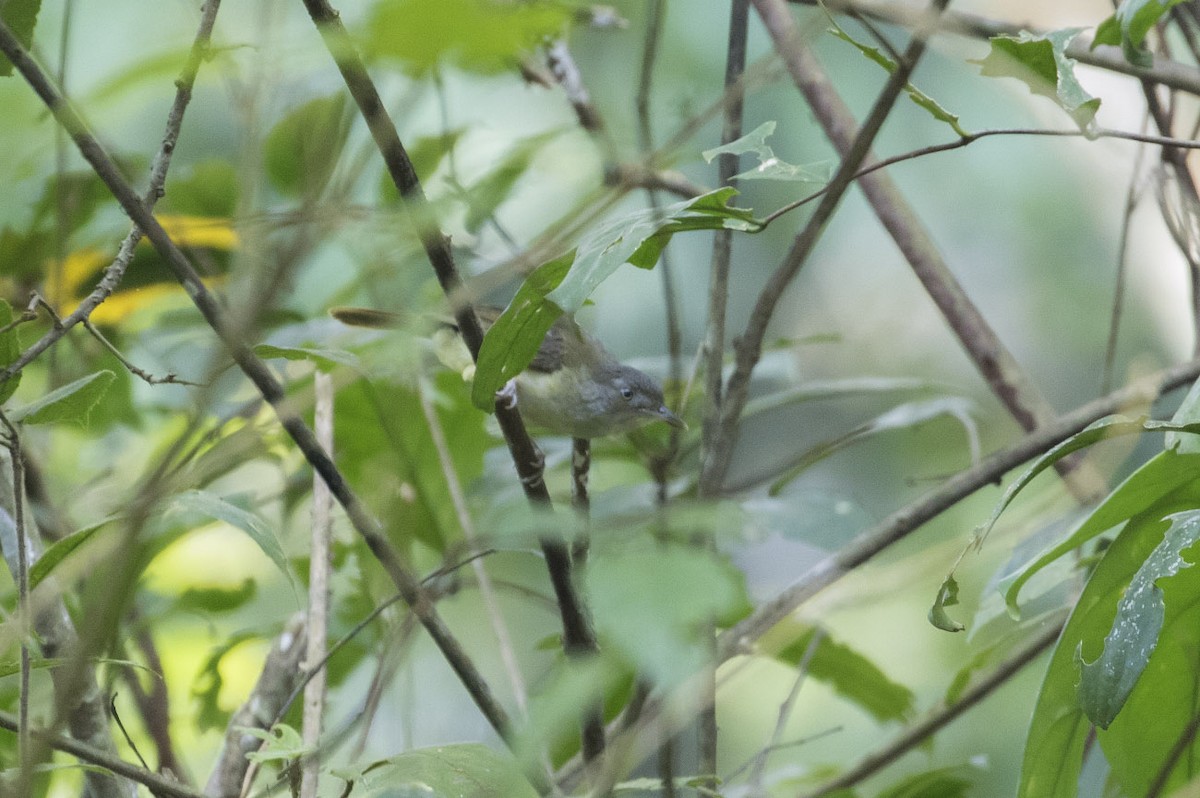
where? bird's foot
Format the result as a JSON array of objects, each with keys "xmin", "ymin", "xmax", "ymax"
[{"xmin": 495, "ymin": 378, "xmax": 519, "ymax": 410}]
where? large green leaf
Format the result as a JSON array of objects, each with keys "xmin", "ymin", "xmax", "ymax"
[
  {"xmin": 1093, "ymin": 0, "xmax": 1189, "ymax": 67},
  {"xmin": 8, "ymin": 370, "xmax": 115, "ymax": 426},
  {"xmin": 1079, "ymin": 510, "xmax": 1200, "ymax": 728},
  {"xmin": 590, "ymin": 543, "xmax": 751, "ymax": 687},
  {"xmin": 701, "ymin": 121, "xmax": 830, "ymax": 182},
  {"xmin": 263, "ymin": 94, "xmax": 351, "ymax": 198},
  {"xmin": 974, "ymin": 29, "xmax": 1100, "ymax": 129},
  {"xmin": 0, "ymin": 0, "xmax": 41, "ymax": 78},
  {"xmin": 0, "ymin": 299, "xmax": 21, "ymax": 404},
  {"xmin": 1017, "ymin": 483, "xmax": 1200, "ymax": 798},
  {"xmin": 1002, "ymin": 449, "xmax": 1200, "ymax": 616},
  {"xmin": 473, "ymin": 188, "xmax": 760, "ymax": 408},
  {"xmin": 361, "ymin": 744, "xmax": 538, "ymax": 798},
  {"xmin": 29, "ymin": 517, "xmax": 115, "ymax": 590},
  {"xmin": 366, "ymin": 0, "xmax": 570, "ymax": 76}
]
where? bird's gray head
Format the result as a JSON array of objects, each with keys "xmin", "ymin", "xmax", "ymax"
[{"xmin": 595, "ymin": 364, "xmax": 686, "ymax": 434}]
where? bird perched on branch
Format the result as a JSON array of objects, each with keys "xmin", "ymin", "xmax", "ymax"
[{"xmin": 331, "ymin": 305, "xmax": 685, "ymax": 439}]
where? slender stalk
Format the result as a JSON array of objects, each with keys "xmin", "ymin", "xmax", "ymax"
[{"xmin": 300, "ymin": 372, "xmax": 334, "ymax": 798}]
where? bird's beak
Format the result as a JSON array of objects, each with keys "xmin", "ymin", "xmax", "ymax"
[{"xmin": 658, "ymin": 405, "xmax": 687, "ymax": 430}]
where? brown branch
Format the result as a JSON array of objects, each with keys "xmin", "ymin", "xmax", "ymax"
[
  {"xmin": 718, "ymin": 353, "xmax": 1200, "ymax": 660},
  {"xmin": 0, "ymin": 708, "xmax": 205, "ymax": 798},
  {"xmin": 0, "ymin": 0, "xmax": 220, "ymax": 387},
  {"xmin": 701, "ymin": 0, "xmax": 951, "ymax": 493},
  {"xmin": 789, "ymin": 0, "xmax": 1200, "ymax": 98},
  {"xmin": 296, "ymin": 0, "xmax": 599, "ymax": 764},
  {"xmin": 0, "ymin": 15, "xmax": 519, "ymax": 756}
]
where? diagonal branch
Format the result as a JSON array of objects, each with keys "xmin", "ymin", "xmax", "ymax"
[
  {"xmin": 295, "ymin": 0, "xmax": 600, "ymax": 755},
  {"xmin": 718, "ymin": 353, "xmax": 1200, "ymax": 660},
  {"xmin": 701, "ymin": 0, "xmax": 951, "ymax": 493},
  {"xmin": 0, "ymin": 17, "xmax": 521, "ymax": 758}
]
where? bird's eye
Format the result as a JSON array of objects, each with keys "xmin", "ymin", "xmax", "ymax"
[{"xmin": 620, "ymin": 386, "xmax": 634, "ymax": 400}]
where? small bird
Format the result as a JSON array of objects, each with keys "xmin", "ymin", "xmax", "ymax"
[{"xmin": 331, "ymin": 305, "xmax": 685, "ymax": 439}]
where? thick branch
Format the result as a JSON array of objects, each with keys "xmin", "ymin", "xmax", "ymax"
[
  {"xmin": 296, "ymin": 0, "xmax": 599, "ymax": 742},
  {"xmin": 0, "ymin": 17, "xmax": 516, "ymax": 750},
  {"xmin": 790, "ymin": 0, "xmax": 1200, "ymax": 98},
  {"xmin": 718, "ymin": 354, "xmax": 1200, "ymax": 659}
]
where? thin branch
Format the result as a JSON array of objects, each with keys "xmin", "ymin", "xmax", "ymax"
[
  {"xmin": 296, "ymin": 0, "xmax": 599, "ymax": 762},
  {"xmin": 702, "ymin": 0, "xmax": 952, "ymax": 493},
  {"xmin": 763, "ymin": 126, "xmax": 1200, "ymax": 228},
  {"xmin": 0, "ymin": 15, "xmax": 519, "ymax": 754},
  {"xmin": 0, "ymin": 411, "xmax": 31, "ymax": 793},
  {"xmin": 745, "ymin": 628, "xmax": 823, "ymax": 795},
  {"xmin": 300, "ymin": 372, "xmax": 334, "ymax": 798},
  {"xmin": 789, "ymin": 0, "xmax": 1200, "ymax": 98},
  {"xmin": 417, "ymin": 382, "xmax": 534, "ymax": 719},
  {"xmin": 798, "ymin": 621, "xmax": 1060, "ymax": 798},
  {"xmin": 0, "ymin": 708, "xmax": 205, "ymax": 798},
  {"xmin": 0, "ymin": 0, "xmax": 220, "ymax": 387},
  {"xmin": 718, "ymin": 353, "xmax": 1200, "ymax": 660}
]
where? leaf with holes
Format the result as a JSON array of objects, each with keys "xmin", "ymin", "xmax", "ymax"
[{"xmin": 974, "ymin": 28, "xmax": 1100, "ymax": 129}]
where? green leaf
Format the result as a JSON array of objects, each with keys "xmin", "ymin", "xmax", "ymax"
[
  {"xmin": 1002, "ymin": 450, "xmax": 1200, "ymax": 617},
  {"xmin": 471, "ymin": 253, "xmax": 572, "ymax": 409},
  {"xmin": 827, "ymin": 21, "xmax": 968, "ymax": 137},
  {"xmin": 590, "ymin": 544, "xmax": 750, "ymax": 686},
  {"xmin": 0, "ymin": 299, "xmax": 21, "ymax": 404},
  {"xmin": 365, "ymin": 0, "xmax": 571, "ymax": 76},
  {"xmin": 29, "ymin": 517, "xmax": 115, "ymax": 590},
  {"xmin": 875, "ymin": 766, "xmax": 975, "ymax": 798},
  {"xmin": 264, "ymin": 94, "xmax": 351, "ymax": 198},
  {"xmin": 1079, "ymin": 510, "xmax": 1200, "ymax": 728},
  {"xmin": 773, "ymin": 626, "xmax": 915, "ymax": 723},
  {"xmin": 0, "ymin": 0, "xmax": 41, "ymax": 78},
  {"xmin": 701, "ymin": 121, "xmax": 830, "ymax": 182},
  {"xmin": 974, "ymin": 28, "xmax": 1101, "ymax": 129},
  {"xmin": 170, "ymin": 490, "xmax": 290, "ymax": 581},
  {"xmin": 474, "ymin": 188, "xmax": 760, "ymax": 408},
  {"xmin": 970, "ymin": 415, "xmax": 1200, "ymax": 553},
  {"xmin": 1017, "ymin": 482, "xmax": 1200, "ymax": 798},
  {"xmin": 241, "ymin": 724, "xmax": 310, "ymax": 763},
  {"xmin": 462, "ymin": 131, "xmax": 560, "ymax": 234},
  {"xmin": 929, "ymin": 575, "xmax": 966, "ymax": 632},
  {"xmin": 365, "ymin": 744, "xmax": 538, "ymax": 798},
  {"xmin": 768, "ymin": 397, "xmax": 976, "ymax": 495},
  {"xmin": 174, "ymin": 579, "xmax": 257, "ymax": 614},
  {"xmin": 1093, "ymin": 0, "xmax": 1188, "ymax": 67},
  {"xmin": 8, "ymin": 370, "xmax": 115, "ymax": 425},
  {"xmin": 254, "ymin": 343, "xmax": 361, "ymax": 373}
]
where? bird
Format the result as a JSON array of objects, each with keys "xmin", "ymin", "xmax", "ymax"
[{"xmin": 330, "ymin": 305, "xmax": 685, "ymax": 439}]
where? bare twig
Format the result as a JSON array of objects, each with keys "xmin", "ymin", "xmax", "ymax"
[
  {"xmin": 0, "ymin": 452, "xmax": 133, "ymax": 798},
  {"xmin": 0, "ymin": 708, "xmax": 205, "ymax": 798},
  {"xmin": 300, "ymin": 372, "xmax": 334, "ymax": 798},
  {"xmin": 788, "ymin": 0, "xmax": 1200, "ymax": 98},
  {"xmin": 0, "ymin": 411, "xmax": 31, "ymax": 793},
  {"xmin": 746, "ymin": 628, "xmax": 824, "ymax": 795},
  {"xmin": 718, "ymin": 353, "xmax": 1200, "ymax": 660},
  {"xmin": 0, "ymin": 15, "xmax": 518, "ymax": 753},
  {"xmin": 297, "ymin": 0, "xmax": 598, "ymax": 764},
  {"xmin": 0, "ymin": 0, "xmax": 221, "ymax": 387}
]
